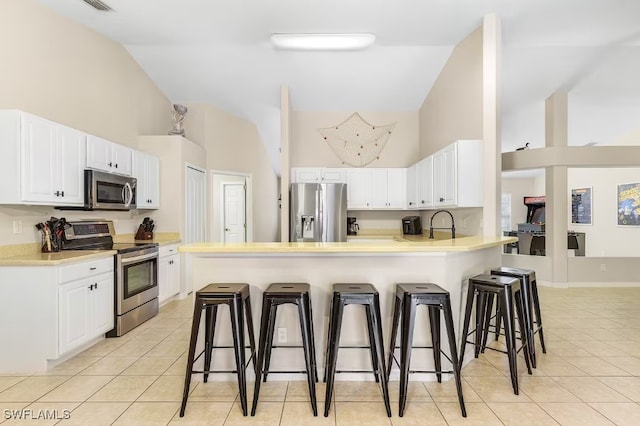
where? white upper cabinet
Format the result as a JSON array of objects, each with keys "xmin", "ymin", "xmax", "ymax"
[
  {"xmin": 386, "ymin": 168, "xmax": 407, "ymax": 209},
  {"xmin": 292, "ymin": 167, "xmax": 347, "ymax": 183},
  {"xmin": 348, "ymin": 168, "xmax": 405, "ymax": 210},
  {"xmin": 133, "ymin": 150, "xmax": 160, "ymax": 209},
  {"xmin": 406, "ymin": 164, "xmax": 418, "ymax": 209},
  {"xmin": 432, "ymin": 140, "xmax": 483, "ymax": 208},
  {"xmin": 0, "ymin": 110, "xmax": 86, "ymax": 206},
  {"xmin": 87, "ymin": 135, "xmax": 132, "ymax": 176},
  {"xmin": 416, "ymin": 156, "xmax": 433, "ymax": 209},
  {"xmin": 371, "ymin": 168, "xmax": 406, "ymax": 209},
  {"xmin": 346, "ymin": 168, "xmax": 372, "ymax": 209}
]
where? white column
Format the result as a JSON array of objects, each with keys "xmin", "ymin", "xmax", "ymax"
[
  {"xmin": 483, "ymin": 13, "xmax": 502, "ymax": 236},
  {"xmin": 280, "ymin": 86, "xmax": 292, "ymax": 242},
  {"xmin": 545, "ymin": 93, "xmax": 569, "ymax": 284}
]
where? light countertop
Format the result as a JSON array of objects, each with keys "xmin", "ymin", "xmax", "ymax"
[
  {"xmin": 179, "ymin": 235, "xmax": 517, "ymax": 254},
  {"xmin": 0, "ymin": 250, "xmax": 117, "ymax": 266},
  {"xmin": 0, "ymin": 233, "xmax": 180, "ymax": 266},
  {"xmin": 114, "ymin": 232, "xmax": 181, "ymax": 246}
]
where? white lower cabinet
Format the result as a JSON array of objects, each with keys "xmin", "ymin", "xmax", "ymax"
[
  {"xmin": 159, "ymin": 244, "xmax": 181, "ymax": 303},
  {"xmin": 58, "ymin": 272, "xmax": 113, "ymax": 355},
  {"xmin": 58, "ymin": 258, "xmax": 114, "ymax": 356},
  {"xmin": 0, "ymin": 256, "xmax": 114, "ymax": 373}
]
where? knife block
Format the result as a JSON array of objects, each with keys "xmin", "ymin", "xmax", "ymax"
[{"xmin": 135, "ymin": 225, "xmax": 154, "ymax": 240}]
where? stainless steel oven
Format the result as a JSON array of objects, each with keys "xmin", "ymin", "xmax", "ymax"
[
  {"xmin": 60, "ymin": 220, "xmax": 159, "ymax": 338},
  {"xmin": 111, "ymin": 245, "xmax": 159, "ymax": 337}
]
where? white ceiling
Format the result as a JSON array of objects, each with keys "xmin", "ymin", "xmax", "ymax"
[{"xmin": 38, "ymin": 0, "xmax": 640, "ymax": 174}]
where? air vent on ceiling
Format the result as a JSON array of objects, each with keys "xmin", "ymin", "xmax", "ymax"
[{"xmin": 82, "ymin": 0, "xmax": 113, "ymax": 12}]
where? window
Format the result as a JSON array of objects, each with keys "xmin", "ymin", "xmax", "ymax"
[{"xmin": 501, "ymin": 193, "xmax": 511, "ymax": 232}]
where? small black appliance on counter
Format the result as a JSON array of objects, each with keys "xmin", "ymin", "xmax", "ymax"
[
  {"xmin": 402, "ymin": 216, "xmax": 422, "ymax": 235},
  {"xmin": 347, "ymin": 217, "xmax": 359, "ymax": 235}
]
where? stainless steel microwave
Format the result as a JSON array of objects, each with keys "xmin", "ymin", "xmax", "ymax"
[{"xmin": 84, "ymin": 169, "xmax": 136, "ymax": 211}]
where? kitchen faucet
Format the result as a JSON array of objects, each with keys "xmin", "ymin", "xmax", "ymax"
[{"xmin": 429, "ymin": 209, "xmax": 456, "ymax": 239}]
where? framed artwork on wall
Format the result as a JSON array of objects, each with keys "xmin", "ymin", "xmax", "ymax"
[
  {"xmin": 617, "ymin": 183, "xmax": 640, "ymax": 226},
  {"xmin": 571, "ymin": 187, "xmax": 592, "ymax": 225}
]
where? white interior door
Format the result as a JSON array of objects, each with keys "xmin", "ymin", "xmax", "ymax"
[
  {"xmin": 185, "ymin": 165, "xmax": 206, "ymax": 243},
  {"xmin": 223, "ymin": 183, "xmax": 246, "ymax": 243}
]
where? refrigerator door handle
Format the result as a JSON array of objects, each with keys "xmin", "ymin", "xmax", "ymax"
[{"xmin": 317, "ymin": 185, "xmax": 324, "ymax": 241}]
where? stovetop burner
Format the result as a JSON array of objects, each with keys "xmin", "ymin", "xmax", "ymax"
[{"xmin": 60, "ymin": 220, "xmax": 158, "ymax": 253}]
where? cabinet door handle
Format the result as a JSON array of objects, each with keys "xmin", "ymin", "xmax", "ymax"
[
  {"xmin": 89, "ymin": 267, "xmax": 97, "ymax": 271},
  {"xmin": 409, "ymin": 202, "xmax": 413, "ymax": 205},
  {"xmin": 115, "ymin": 163, "xmax": 118, "ymax": 168},
  {"xmin": 61, "ymin": 191, "xmax": 64, "ymax": 197},
  {"xmin": 440, "ymin": 197, "xmax": 444, "ymax": 202},
  {"xmin": 95, "ymin": 283, "xmax": 98, "ymax": 289},
  {"xmin": 421, "ymin": 200, "xmax": 425, "ymax": 204},
  {"xmin": 108, "ymin": 162, "xmax": 113, "ymax": 167},
  {"xmin": 54, "ymin": 191, "xmax": 60, "ymax": 196}
]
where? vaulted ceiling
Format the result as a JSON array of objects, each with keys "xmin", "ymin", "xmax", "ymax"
[{"xmin": 39, "ymin": 0, "xmax": 640, "ymax": 173}]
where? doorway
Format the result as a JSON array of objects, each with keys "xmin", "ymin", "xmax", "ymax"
[
  {"xmin": 211, "ymin": 171, "xmax": 253, "ymax": 242},
  {"xmin": 222, "ymin": 183, "xmax": 246, "ymax": 242}
]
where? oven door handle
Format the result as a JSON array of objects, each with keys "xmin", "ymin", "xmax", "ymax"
[{"xmin": 120, "ymin": 251, "xmax": 158, "ymax": 265}]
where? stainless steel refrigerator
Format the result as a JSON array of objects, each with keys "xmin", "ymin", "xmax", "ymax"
[{"xmin": 290, "ymin": 183, "xmax": 347, "ymax": 242}]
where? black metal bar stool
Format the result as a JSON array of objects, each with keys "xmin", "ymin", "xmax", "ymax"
[
  {"xmin": 180, "ymin": 283, "xmax": 257, "ymax": 417},
  {"xmin": 484, "ymin": 267, "xmax": 546, "ymax": 368},
  {"xmin": 459, "ymin": 275, "xmax": 531, "ymax": 395},
  {"xmin": 323, "ymin": 283, "xmax": 391, "ymax": 418},
  {"xmin": 251, "ymin": 283, "xmax": 318, "ymax": 416},
  {"xmin": 387, "ymin": 283, "xmax": 466, "ymax": 417}
]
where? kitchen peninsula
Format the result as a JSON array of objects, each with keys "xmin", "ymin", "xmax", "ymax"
[{"xmin": 179, "ymin": 234, "xmax": 515, "ymax": 379}]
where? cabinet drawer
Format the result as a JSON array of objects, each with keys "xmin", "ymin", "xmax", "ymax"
[
  {"xmin": 59, "ymin": 257, "xmax": 114, "ymax": 284},
  {"xmin": 159, "ymin": 244, "xmax": 179, "ymax": 258}
]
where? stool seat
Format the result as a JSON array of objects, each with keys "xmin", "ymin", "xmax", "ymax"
[
  {"xmin": 252, "ymin": 283, "xmax": 318, "ymax": 416},
  {"xmin": 324, "ymin": 282, "xmax": 391, "ymax": 417},
  {"xmin": 460, "ymin": 274, "xmax": 531, "ymax": 395},
  {"xmin": 396, "ymin": 283, "xmax": 450, "ymax": 298},
  {"xmin": 332, "ymin": 283, "xmax": 378, "ymax": 295},
  {"xmin": 262, "ymin": 282, "xmax": 310, "ymax": 295},
  {"xmin": 198, "ymin": 282, "xmax": 251, "ymax": 298},
  {"xmin": 388, "ymin": 283, "xmax": 466, "ymax": 418},
  {"xmin": 180, "ymin": 283, "xmax": 256, "ymax": 417}
]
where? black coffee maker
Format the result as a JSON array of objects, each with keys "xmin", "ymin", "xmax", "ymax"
[{"xmin": 347, "ymin": 217, "xmax": 359, "ymax": 235}]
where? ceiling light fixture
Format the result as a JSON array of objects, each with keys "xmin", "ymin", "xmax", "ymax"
[{"xmin": 270, "ymin": 33, "xmax": 375, "ymax": 51}]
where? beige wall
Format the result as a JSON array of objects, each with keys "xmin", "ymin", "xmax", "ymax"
[
  {"xmin": 419, "ymin": 28, "xmax": 483, "ymax": 157},
  {"xmin": 292, "ymin": 111, "xmax": 419, "ymax": 167},
  {"xmin": 417, "ymin": 26, "xmax": 485, "ymax": 236},
  {"xmin": 183, "ymin": 103, "xmax": 279, "ymax": 242},
  {"xmin": 0, "ymin": 0, "xmax": 171, "ymax": 247},
  {"xmin": 568, "ymin": 167, "xmax": 640, "ymax": 257},
  {"xmin": 138, "ymin": 135, "xmax": 206, "ymax": 239},
  {"xmin": 0, "ymin": 0, "xmax": 170, "ymax": 147}
]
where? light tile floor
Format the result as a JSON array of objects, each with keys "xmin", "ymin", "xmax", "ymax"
[{"xmin": 2, "ymin": 286, "xmax": 640, "ymax": 424}]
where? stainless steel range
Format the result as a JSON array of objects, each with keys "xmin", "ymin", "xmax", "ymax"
[{"xmin": 61, "ymin": 220, "xmax": 159, "ymax": 337}]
